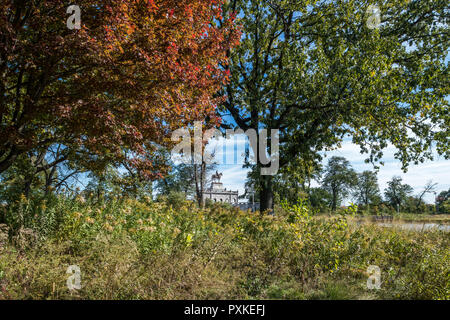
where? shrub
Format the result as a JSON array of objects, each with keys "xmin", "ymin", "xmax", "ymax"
[{"xmin": 0, "ymin": 195, "xmax": 448, "ymax": 300}]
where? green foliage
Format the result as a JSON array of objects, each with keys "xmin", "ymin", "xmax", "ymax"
[
  {"xmin": 436, "ymin": 189, "xmax": 450, "ymax": 214},
  {"xmin": 322, "ymin": 157, "xmax": 358, "ymax": 211},
  {"xmin": 309, "ymin": 187, "xmax": 333, "ymax": 213},
  {"xmin": 222, "ymin": 0, "xmax": 450, "ymax": 209},
  {"xmin": 165, "ymin": 191, "xmax": 188, "ymax": 211},
  {"xmin": 0, "ymin": 154, "xmax": 45, "ymax": 203},
  {"xmin": 0, "ymin": 196, "xmax": 448, "ymax": 300},
  {"xmin": 384, "ymin": 176, "xmax": 414, "ymax": 211},
  {"xmin": 344, "ymin": 203, "xmax": 358, "ymax": 216},
  {"xmin": 354, "ymin": 171, "xmax": 381, "ymax": 206},
  {"xmin": 272, "ymin": 157, "xmax": 322, "ymax": 205}
]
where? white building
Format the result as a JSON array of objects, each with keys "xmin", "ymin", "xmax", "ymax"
[{"xmin": 202, "ymin": 171, "xmax": 239, "ymax": 205}]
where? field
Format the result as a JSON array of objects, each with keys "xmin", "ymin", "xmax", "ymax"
[{"xmin": 0, "ymin": 197, "xmax": 448, "ymax": 300}]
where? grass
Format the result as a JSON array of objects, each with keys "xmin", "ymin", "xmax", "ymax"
[{"xmin": 0, "ymin": 197, "xmax": 448, "ymax": 300}]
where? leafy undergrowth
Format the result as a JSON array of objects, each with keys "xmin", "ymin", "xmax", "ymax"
[{"xmin": 0, "ymin": 197, "xmax": 448, "ymax": 300}]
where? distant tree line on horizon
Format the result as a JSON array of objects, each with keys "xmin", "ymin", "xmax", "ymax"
[{"xmin": 243, "ymin": 156, "xmax": 450, "ymax": 215}]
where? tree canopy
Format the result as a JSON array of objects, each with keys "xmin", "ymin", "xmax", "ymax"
[
  {"xmin": 322, "ymin": 156, "xmax": 357, "ymax": 211},
  {"xmin": 384, "ymin": 176, "xmax": 414, "ymax": 210},
  {"xmin": 353, "ymin": 170, "xmax": 381, "ymax": 206},
  {"xmin": 0, "ymin": 0, "xmax": 240, "ymax": 178},
  {"xmin": 221, "ymin": 0, "xmax": 449, "ymax": 211}
]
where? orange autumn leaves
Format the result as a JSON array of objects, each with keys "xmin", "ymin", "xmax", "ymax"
[{"xmin": 0, "ymin": 0, "xmax": 240, "ymax": 177}]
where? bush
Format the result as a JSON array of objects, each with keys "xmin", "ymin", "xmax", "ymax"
[
  {"xmin": 0, "ymin": 195, "xmax": 448, "ymax": 300},
  {"xmin": 165, "ymin": 191, "xmax": 188, "ymax": 210}
]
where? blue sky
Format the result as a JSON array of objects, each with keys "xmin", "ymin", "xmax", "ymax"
[{"xmin": 210, "ymin": 136, "xmax": 449, "ymax": 205}]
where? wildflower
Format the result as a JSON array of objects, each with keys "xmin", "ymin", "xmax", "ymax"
[
  {"xmin": 86, "ymin": 217, "xmax": 94, "ymax": 224},
  {"xmin": 186, "ymin": 233, "xmax": 193, "ymax": 245}
]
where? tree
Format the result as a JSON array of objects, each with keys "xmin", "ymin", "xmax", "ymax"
[
  {"xmin": 436, "ymin": 189, "xmax": 450, "ymax": 214},
  {"xmin": 416, "ymin": 180, "xmax": 438, "ymax": 210},
  {"xmin": 156, "ymin": 162, "xmax": 217, "ymax": 206},
  {"xmin": 384, "ymin": 176, "xmax": 413, "ymax": 211},
  {"xmin": 243, "ymin": 154, "xmax": 321, "ymax": 206},
  {"xmin": 155, "ymin": 142, "xmax": 218, "ymax": 206},
  {"xmin": 309, "ymin": 187, "xmax": 332, "ymax": 212},
  {"xmin": 0, "ymin": 144, "xmax": 85, "ymax": 201},
  {"xmin": 353, "ymin": 170, "xmax": 381, "ymax": 206},
  {"xmin": 322, "ymin": 156, "xmax": 357, "ymax": 211},
  {"xmin": 0, "ymin": 0, "xmax": 240, "ymax": 177},
  {"xmin": 156, "ymin": 163, "xmax": 196, "ymax": 196},
  {"xmin": 84, "ymin": 166, "xmax": 119, "ymax": 203},
  {"xmin": 403, "ymin": 195, "xmax": 430, "ymax": 215},
  {"xmin": 273, "ymin": 156, "xmax": 322, "ymax": 205},
  {"xmin": 220, "ymin": 0, "xmax": 449, "ymax": 212}
]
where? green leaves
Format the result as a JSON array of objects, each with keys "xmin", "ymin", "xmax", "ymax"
[
  {"xmin": 222, "ymin": 0, "xmax": 448, "ymax": 208},
  {"xmin": 322, "ymin": 156, "xmax": 358, "ymax": 210},
  {"xmin": 353, "ymin": 170, "xmax": 381, "ymax": 206},
  {"xmin": 384, "ymin": 176, "xmax": 414, "ymax": 209}
]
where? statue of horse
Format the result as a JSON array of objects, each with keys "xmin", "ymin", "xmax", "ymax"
[{"xmin": 212, "ymin": 171, "xmax": 223, "ymax": 181}]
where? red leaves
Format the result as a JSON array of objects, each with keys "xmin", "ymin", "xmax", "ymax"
[
  {"xmin": 1, "ymin": 0, "xmax": 240, "ymax": 177},
  {"xmin": 147, "ymin": 0, "xmax": 158, "ymax": 11}
]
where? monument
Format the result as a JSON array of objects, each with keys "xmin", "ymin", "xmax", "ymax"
[{"xmin": 202, "ymin": 171, "xmax": 239, "ymax": 205}]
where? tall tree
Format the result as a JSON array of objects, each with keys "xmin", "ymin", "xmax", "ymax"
[
  {"xmin": 273, "ymin": 156, "xmax": 322, "ymax": 204},
  {"xmin": 0, "ymin": 0, "xmax": 239, "ymax": 177},
  {"xmin": 156, "ymin": 163, "xmax": 196, "ymax": 196},
  {"xmin": 220, "ymin": 0, "xmax": 449, "ymax": 212},
  {"xmin": 242, "ymin": 154, "xmax": 321, "ymax": 206},
  {"xmin": 384, "ymin": 176, "xmax": 413, "ymax": 211},
  {"xmin": 322, "ymin": 156, "xmax": 357, "ymax": 211},
  {"xmin": 353, "ymin": 170, "xmax": 381, "ymax": 206}
]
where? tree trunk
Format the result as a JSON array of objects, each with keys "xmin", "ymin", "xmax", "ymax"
[
  {"xmin": 259, "ymin": 175, "xmax": 274, "ymax": 213},
  {"xmin": 44, "ymin": 163, "xmax": 57, "ymax": 197},
  {"xmin": 23, "ymin": 177, "xmax": 33, "ymax": 198},
  {"xmin": 331, "ymin": 188, "xmax": 338, "ymax": 211},
  {"xmin": 0, "ymin": 151, "xmax": 19, "ymax": 174},
  {"xmin": 194, "ymin": 162, "xmax": 206, "ymax": 207}
]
